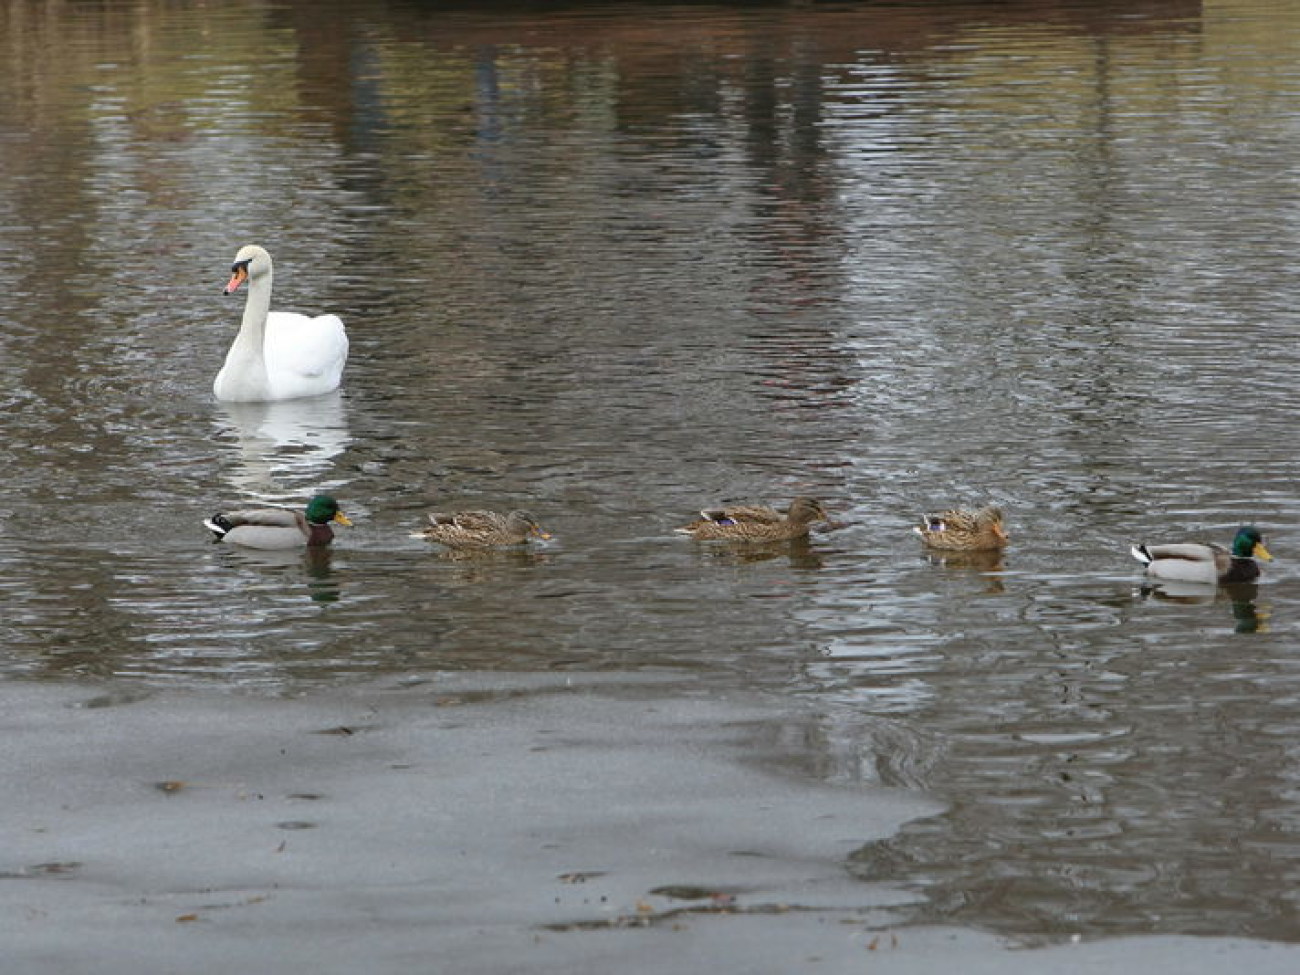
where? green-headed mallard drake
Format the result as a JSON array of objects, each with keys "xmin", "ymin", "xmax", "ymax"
[
  {"xmin": 205, "ymin": 494, "xmax": 351, "ymax": 550},
  {"xmin": 675, "ymin": 496, "xmax": 830, "ymax": 542},
  {"xmin": 414, "ymin": 509, "xmax": 551, "ymax": 550},
  {"xmin": 1131, "ymin": 525, "xmax": 1272, "ymax": 585},
  {"xmin": 914, "ymin": 506, "xmax": 1008, "ymax": 552}
]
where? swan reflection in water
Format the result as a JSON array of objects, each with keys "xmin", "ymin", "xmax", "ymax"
[
  {"xmin": 1137, "ymin": 580, "xmax": 1267, "ymax": 634},
  {"xmin": 214, "ymin": 391, "xmax": 351, "ymax": 499}
]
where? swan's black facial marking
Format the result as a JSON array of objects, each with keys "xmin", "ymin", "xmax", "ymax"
[{"xmin": 223, "ymin": 259, "xmax": 252, "ymax": 295}]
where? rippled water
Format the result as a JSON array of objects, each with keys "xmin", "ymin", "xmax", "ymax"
[{"xmin": 5, "ymin": 0, "xmax": 1300, "ymax": 945}]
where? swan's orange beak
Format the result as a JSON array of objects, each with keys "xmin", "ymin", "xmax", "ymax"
[{"xmin": 223, "ymin": 265, "xmax": 248, "ymax": 295}]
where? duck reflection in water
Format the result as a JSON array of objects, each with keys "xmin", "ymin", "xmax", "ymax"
[
  {"xmin": 429, "ymin": 547, "xmax": 552, "ymax": 588},
  {"xmin": 434, "ymin": 546, "xmax": 551, "ymax": 566},
  {"xmin": 1137, "ymin": 580, "xmax": 1266, "ymax": 634},
  {"xmin": 920, "ymin": 547, "xmax": 1006, "ymax": 594},
  {"xmin": 217, "ymin": 545, "xmax": 342, "ymax": 605},
  {"xmin": 696, "ymin": 535, "xmax": 825, "ymax": 570},
  {"xmin": 303, "ymin": 547, "xmax": 341, "ymax": 604}
]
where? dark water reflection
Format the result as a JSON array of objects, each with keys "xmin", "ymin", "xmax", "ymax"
[{"xmin": 5, "ymin": 0, "xmax": 1300, "ymax": 946}]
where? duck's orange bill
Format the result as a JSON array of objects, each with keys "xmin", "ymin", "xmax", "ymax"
[
  {"xmin": 333, "ymin": 512, "xmax": 353, "ymax": 527},
  {"xmin": 1255, "ymin": 542, "xmax": 1273, "ymax": 561}
]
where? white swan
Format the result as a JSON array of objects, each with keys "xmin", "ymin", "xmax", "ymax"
[{"xmin": 213, "ymin": 245, "xmax": 349, "ymax": 402}]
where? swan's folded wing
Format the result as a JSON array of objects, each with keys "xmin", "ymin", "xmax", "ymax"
[{"xmin": 263, "ymin": 312, "xmax": 349, "ymax": 382}]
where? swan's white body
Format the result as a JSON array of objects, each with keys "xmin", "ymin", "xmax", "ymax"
[{"xmin": 214, "ymin": 245, "xmax": 348, "ymax": 403}]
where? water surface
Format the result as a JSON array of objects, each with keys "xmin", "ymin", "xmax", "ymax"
[{"xmin": 4, "ymin": 0, "xmax": 1300, "ymax": 945}]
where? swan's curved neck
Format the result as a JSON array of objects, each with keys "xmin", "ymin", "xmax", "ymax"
[
  {"xmin": 237, "ymin": 266, "xmax": 273, "ymax": 344},
  {"xmin": 216, "ymin": 267, "xmax": 274, "ymax": 400}
]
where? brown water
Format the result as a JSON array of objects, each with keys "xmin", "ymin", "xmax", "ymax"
[{"xmin": 4, "ymin": 0, "xmax": 1300, "ymax": 945}]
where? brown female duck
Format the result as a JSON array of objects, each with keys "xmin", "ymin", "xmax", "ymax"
[
  {"xmin": 914, "ymin": 505, "xmax": 1008, "ymax": 552},
  {"xmin": 414, "ymin": 509, "xmax": 551, "ymax": 550},
  {"xmin": 675, "ymin": 496, "xmax": 830, "ymax": 542}
]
